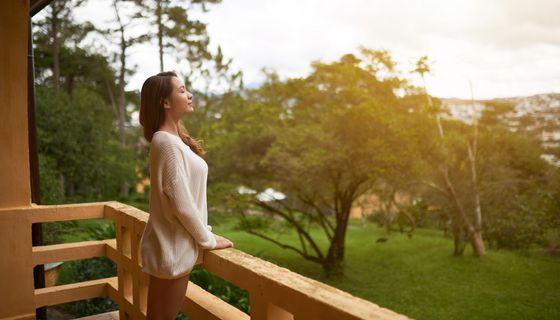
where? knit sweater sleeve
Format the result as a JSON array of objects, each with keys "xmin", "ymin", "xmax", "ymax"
[{"xmin": 160, "ymin": 145, "xmax": 216, "ymax": 250}]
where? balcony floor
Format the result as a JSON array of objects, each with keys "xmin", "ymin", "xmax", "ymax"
[{"xmin": 77, "ymin": 311, "xmax": 119, "ymax": 320}]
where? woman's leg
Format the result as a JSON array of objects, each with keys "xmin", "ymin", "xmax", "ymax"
[{"xmin": 146, "ymin": 273, "xmax": 189, "ymax": 320}]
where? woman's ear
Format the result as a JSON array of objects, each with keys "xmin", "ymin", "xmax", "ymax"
[{"xmin": 162, "ymin": 98, "xmax": 171, "ymax": 109}]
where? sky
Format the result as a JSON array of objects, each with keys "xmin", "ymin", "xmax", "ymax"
[{"xmin": 71, "ymin": 0, "xmax": 560, "ymax": 100}]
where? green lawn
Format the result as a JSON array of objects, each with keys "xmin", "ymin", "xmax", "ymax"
[{"xmin": 212, "ymin": 217, "xmax": 560, "ymax": 320}]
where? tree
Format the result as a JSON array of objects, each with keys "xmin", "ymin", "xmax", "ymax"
[
  {"xmin": 109, "ymin": 0, "xmax": 149, "ymax": 147},
  {"xmin": 475, "ymin": 127, "xmax": 551, "ymax": 249},
  {"xmin": 136, "ymin": 0, "xmax": 221, "ymax": 72},
  {"xmin": 33, "ymin": 1, "xmax": 138, "ymax": 201},
  {"xmin": 413, "ymin": 56, "xmax": 486, "ymax": 256},
  {"xmin": 36, "ymin": 85, "xmax": 136, "ymax": 201},
  {"xmin": 211, "ymin": 51, "xmax": 420, "ymax": 276},
  {"xmin": 33, "ymin": 0, "xmax": 94, "ymax": 91},
  {"xmin": 135, "ymin": 0, "xmax": 242, "ymax": 140}
]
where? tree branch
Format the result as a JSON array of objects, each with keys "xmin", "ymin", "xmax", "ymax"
[
  {"xmin": 252, "ymin": 199, "xmax": 325, "ymax": 260},
  {"xmin": 246, "ymin": 230, "xmax": 323, "ymax": 263},
  {"xmin": 297, "ymin": 194, "xmax": 335, "ymax": 239}
]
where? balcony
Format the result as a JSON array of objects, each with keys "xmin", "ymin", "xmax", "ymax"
[
  {"xmin": 0, "ymin": 2, "xmax": 408, "ymax": 318},
  {"xmin": 7, "ymin": 201, "xmax": 409, "ymax": 320}
]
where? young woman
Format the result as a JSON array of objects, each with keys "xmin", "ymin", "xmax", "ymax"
[{"xmin": 138, "ymin": 71, "xmax": 234, "ymax": 320}]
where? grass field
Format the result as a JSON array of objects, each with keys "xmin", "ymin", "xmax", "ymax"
[{"xmin": 211, "ymin": 216, "xmax": 560, "ymax": 320}]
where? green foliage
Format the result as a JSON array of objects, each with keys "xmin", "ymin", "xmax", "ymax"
[
  {"xmin": 236, "ymin": 215, "xmax": 272, "ymax": 231},
  {"xmin": 36, "ymin": 85, "xmax": 136, "ymax": 202},
  {"xmin": 42, "ymin": 221, "xmax": 80, "ymax": 245},
  {"xmin": 189, "ymin": 267, "xmax": 249, "ymax": 313},
  {"xmin": 38, "ymin": 154, "xmax": 65, "ymax": 204},
  {"xmin": 400, "ymin": 199, "xmax": 436, "ymax": 228},
  {"xmin": 476, "ymin": 128, "xmax": 552, "ymax": 249},
  {"xmin": 69, "ymin": 256, "xmax": 119, "ymax": 317},
  {"xmin": 69, "ymin": 221, "xmax": 117, "ymax": 316}
]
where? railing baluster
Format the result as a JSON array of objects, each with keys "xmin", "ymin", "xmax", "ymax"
[{"xmin": 249, "ymin": 294, "xmax": 294, "ymax": 320}]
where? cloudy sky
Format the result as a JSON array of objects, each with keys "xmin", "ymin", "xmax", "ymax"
[{"xmin": 73, "ymin": 0, "xmax": 560, "ymax": 100}]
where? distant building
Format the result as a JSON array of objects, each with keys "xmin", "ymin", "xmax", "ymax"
[{"xmin": 441, "ymin": 93, "xmax": 560, "ymax": 167}]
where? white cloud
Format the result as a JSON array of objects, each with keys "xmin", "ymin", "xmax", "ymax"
[{"xmin": 200, "ymin": 0, "xmax": 560, "ymax": 99}]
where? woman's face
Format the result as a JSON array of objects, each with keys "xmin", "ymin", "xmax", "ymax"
[{"xmin": 163, "ymin": 76, "xmax": 194, "ymax": 118}]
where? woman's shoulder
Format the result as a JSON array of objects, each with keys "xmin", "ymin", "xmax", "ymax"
[{"xmin": 151, "ymin": 131, "xmax": 185, "ymax": 150}]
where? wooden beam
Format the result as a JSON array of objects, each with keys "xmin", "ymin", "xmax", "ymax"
[
  {"xmin": 32, "ymin": 240, "xmax": 113, "ymax": 266},
  {"xmin": 28, "ymin": 202, "xmax": 106, "ymax": 223},
  {"xmin": 181, "ymin": 282, "xmax": 249, "ymax": 320},
  {"xmin": 34, "ymin": 277, "xmax": 114, "ymax": 308}
]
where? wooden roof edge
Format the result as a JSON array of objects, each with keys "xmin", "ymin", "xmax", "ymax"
[{"xmin": 30, "ymin": 0, "xmax": 54, "ymax": 17}]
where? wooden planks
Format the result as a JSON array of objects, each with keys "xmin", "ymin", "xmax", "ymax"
[
  {"xmin": 181, "ymin": 282, "xmax": 250, "ymax": 320},
  {"xmin": 34, "ymin": 277, "xmax": 115, "ymax": 308},
  {"xmin": 77, "ymin": 311, "xmax": 120, "ymax": 320},
  {"xmin": 32, "ymin": 240, "xmax": 112, "ymax": 266},
  {"xmin": 27, "ymin": 202, "xmax": 107, "ymax": 223}
]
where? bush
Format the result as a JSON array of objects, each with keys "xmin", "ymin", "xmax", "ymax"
[
  {"xmin": 67, "ymin": 222, "xmax": 118, "ymax": 317},
  {"xmin": 42, "ymin": 221, "xmax": 79, "ymax": 245},
  {"xmin": 189, "ymin": 267, "xmax": 249, "ymax": 314}
]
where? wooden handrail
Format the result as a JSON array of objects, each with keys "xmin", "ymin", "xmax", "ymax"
[
  {"xmin": 204, "ymin": 249, "xmax": 407, "ymax": 320},
  {"xmin": 28, "ymin": 202, "xmax": 106, "ymax": 223}
]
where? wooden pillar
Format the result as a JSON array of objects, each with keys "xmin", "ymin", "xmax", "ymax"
[
  {"xmin": 0, "ymin": 0, "xmax": 32, "ymax": 208},
  {"xmin": 0, "ymin": 1, "xmax": 36, "ymax": 319}
]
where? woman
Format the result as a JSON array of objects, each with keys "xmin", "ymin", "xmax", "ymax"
[{"xmin": 138, "ymin": 71, "xmax": 234, "ymax": 320}]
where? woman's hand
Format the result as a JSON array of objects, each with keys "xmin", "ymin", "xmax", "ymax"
[{"xmin": 213, "ymin": 234, "xmax": 234, "ymax": 249}]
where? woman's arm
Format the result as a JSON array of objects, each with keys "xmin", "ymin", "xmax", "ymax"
[{"xmin": 161, "ymin": 145, "xmax": 216, "ymax": 250}]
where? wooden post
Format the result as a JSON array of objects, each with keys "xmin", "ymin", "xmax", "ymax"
[
  {"xmin": 250, "ymin": 294, "xmax": 294, "ymax": 320},
  {"xmin": 0, "ymin": 0, "xmax": 37, "ymax": 319}
]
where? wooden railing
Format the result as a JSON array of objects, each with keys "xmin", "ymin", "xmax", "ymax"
[{"xmin": 28, "ymin": 201, "xmax": 409, "ymax": 320}]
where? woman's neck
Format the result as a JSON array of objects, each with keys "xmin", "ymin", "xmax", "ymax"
[{"xmin": 158, "ymin": 119, "xmax": 180, "ymax": 137}]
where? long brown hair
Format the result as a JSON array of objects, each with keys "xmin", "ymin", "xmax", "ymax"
[{"xmin": 139, "ymin": 71, "xmax": 205, "ymax": 156}]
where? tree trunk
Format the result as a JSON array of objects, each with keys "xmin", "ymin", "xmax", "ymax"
[
  {"xmin": 113, "ymin": 0, "xmax": 127, "ymax": 146},
  {"xmin": 118, "ymin": 37, "xmax": 126, "ymax": 146},
  {"xmin": 51, "ymin": 3, "xmax": 60, "ymax": 92},
  {"xmin": 467, "ymin": 81, "xmax": 486, "ymax": 257},
  {"xmin": 59, "ymin": 173, "xmax": 65, "ymax": 198},
  {"xmin": 323, "ymin": 200, "xmax": 351, "ymax": 277},
  {"xmin": 324, "ymin": 223, "xmax": 346, "ymax": 277},
  {"xmin": 157, "ymin": 0, "xmax": 164, "ymax": 72},
  {"xmin": 113, "ymin": 0, "xmax": 130, "ymax": 199},
  {"xmin": 470, "ymin": 231, "xmax": 485, "ymax": 257},
  {"xmin": 452, "ymin": 225, "xmax": 466, "ymax": 256}
]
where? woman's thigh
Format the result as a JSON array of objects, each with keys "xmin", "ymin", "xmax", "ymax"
[{"xmin": 146, "ymin": 274, "xmax": 189, "ymax": 320}]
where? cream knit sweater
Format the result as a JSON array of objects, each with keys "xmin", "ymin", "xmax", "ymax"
[{"xmin": 140, "ymin": 130, "xmax": 216, "ymax": 279}]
